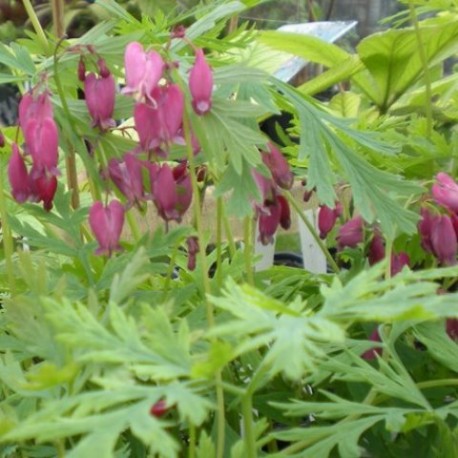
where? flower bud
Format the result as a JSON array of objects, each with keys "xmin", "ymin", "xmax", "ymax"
[
  {"xmin": 367, "ymin": 230, "xmax": 385, "ymax": 265},
  {"xmin": 361, "ymin": 328, "xmax": 382, "ymax": 360},
  {"xmin": 149, "ymin": 400, "xmax": 168, "ymax": 418},
  {"xmin": 258, "ymin": 200, "xmax": 281, "ymax": 246},
  {"xmin": 417, "ymin": 207, "xmax": 435, "ymax": 254},
  {"xmin": 189, "ymin": 49, "xmax": 213, "ymax": 116},
  {"xmin": 78, "ymin": 58, "xmax": 86, "ymax": 82},
  {"xmin": 277, "ymin": 195, "xmax": 291, "ymax": 230},
  {"xmin": 186, "ymin": 236, "xmax": 199, "ymax": 271}
]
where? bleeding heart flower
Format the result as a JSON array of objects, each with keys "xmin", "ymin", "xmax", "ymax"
[
  {"xmin": 367, "ymin": 230, "xmax": 385, "ymax": 265},
  {"xmin": 108, "ymin": 153, "xmax": 145, "ymax": 207},
  {"xmin": 418, "ymin": 207, "xmax": 436, "ymax": 254},
  {"xmin": 261, "ymin": 142, "xmax": 294, "ymax": 190},
  {"xmin": 8, "ymin": 143, "xmax": 31, "ymax": 204},
  {"xmin": 123, "ymin": 42, "xmax": 164, "ymax": 101},
  {"xmin": 318, "ymin": 203, "xmax": 342, "ymax": 239},
  {"xmin": 361, "ymin": 328, "xmax": 382, "ymax": 360},
  {"xmin": 430, "ymin": 214, "xmax": 457, "ymax": 266},
  {"xmin": 89, "ymin": 200, "xmax": 125, "ymax": 256},
  {"xmin": 189, "ymin": 49, "xmax": 213, "ymax": 115},
  {"xmin": 151, "ymin": 163, "xmax": 192, "ymax": 223},
  {"xmin": 84, "ymin": 62, "xmax": 116, "ymax": 131},
  {"xmin": 432, "ymin": 172, "xmax": 458, "ymax": 213},
  {"xmin": 390, "ymin": 251, "xmax": 410, "ymax": 276},
  {"xmin": 337, "ymin": 215, "xmax": 364, "ymax": 250},
  {"xmin": 149, "ymin": 399, "xmax": 169, "ymax": 418}
]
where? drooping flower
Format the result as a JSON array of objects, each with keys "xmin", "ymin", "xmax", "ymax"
[
  {"xmin": 151, "ymin": 163, "xmax": 192, "ymax": 223},
  {"xmin": 8, "ymin": 143, "xmax": 30, "ymax": 204},
  {"xmin": 417, "ymin": 207, "xmax": 436, "ymax": 254},
  {"xmin": 123, "ymin": 42, "xmax": 164, "ymax": 101},
  {"xmin": 368, "ymin": 230, "xmax": 385, "ymax": 265},
  {"xmin": 261, "ymin": 142, "xmax": 294, "ymax": 190},
  {"xmin": 362, "ymin": 328, "xmax": 382, "ymax": 360},
  {"xmin": 84, "ymin": 61, "xmax": 116, "ymax": 130},
  {"xmin": 432, "ymin": 172, "xmax": 458, "ymax": 213},
  {"xmin": 89, "ymin": 200, "xmax": 125, "ymax": 256},
  {"xmin": 277, "ymin": 195, "xmax": 291, "ymax": 230},
  {"xmin": 391, "ymin": 251, "xmax": 410, "ymax": 276},
  {"xmin": 258, "ymin": 199, "xmax": 282, "ymax": 246},
  {"xmin": 318, "ymin": 204, "xmax": 342, "ymax": 239},
  {"xmin": 149, "ymin": 399, "xmax": 169, "ymax": 418},
  {"xmin": 189, "ymin": 49, "xmax": 213, "ymax": 115},
  {"xmin": 108, "ymin": 153, "xmax": 145, "ymax": 206},
  {"xmin": 28, "ymin": 167, "xmax": 58, "ymax": 212},
  {"xmin": 19, "ymin": 91, "xmax": 53, "ymax": 129},
  {"xmin": 446, "ymin": 318, "xmax": 458, "ymax": 341},
  {"xmin": 134, "ymin": 84, "xmax": 184, "ymax": 155},
  {"xmin": 337, "ymin": 215, "xmax": 364, "ymax": 250},
  {"xmin": 430, "ymin": 214, "xmax": 457, "ymax": 266}
]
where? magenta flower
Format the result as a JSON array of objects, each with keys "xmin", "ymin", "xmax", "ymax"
[
  {"xmin": 418, "ymin": 207, "xmax": 436, "ymax": 254},
  {"xmin": 151, "ymin": 163, "xmax": 192, "ymax": 223},
  {"xmin": 277, "ymin": 195, "xmax": 291, "ymax": 230},
  {"xmin": 391, "ymin": 252, "xmax": 410, "ymax": 276},
  {"xmin": 134, "ymin": 84, "xmax": 184, "ymax": 155},
  {"xmin": 258, "ymin": 199, "xmax": 282, "ymax": 245},
  {"xmin": 89, "ymin": 200, "xmax": 125, "ymax": 256},
  {"xmin": 368, "ymin": 230, "xmax": 385, "ymax": 265},
  {"xmin": 19, "ymin": 91, "xmax": 53, "ymax": 129},
  {"xmin": 337, "ymin": 215, "xmax": 364, "ymax": 250},
  {"xmin": 84, "ymin": 62, "xmax": 116, "ymax": 130},
  {"xmin": 318, "ymin": 204, "xmax": 342, "ymax": 239},
  {"xmin": 28, "ymin": 167, "xmax": 58, "ymax": 212},
  {"xmin": 261, "ymin": 142, "xmax": 294, "ymax": 190},
  {"xmin": 108, "ymin": 153, "xmax": 145, "ymax": 206},
  {"xmin": 446, "ymin": 318, "xmax": 458, "ymax": 340},
  {"xmin": 430, "ymin": 214, "xmax": 457, "ymax": 266},
  {"xmin": 23, "ymin": 117, "xmax": 59, "ymax": 174},
  {"xmin": 252, "ymin": 170, "xmax": 276, "ymax": 205},
  {"xmin": 432, "ymin": 172, "xmax": 458, "ymax": 213},
  {"xmin": 362, "ymin": 328, "xmax": 382, "ymax": 360},
  {"xmin": 189, "ymin": 49, "xmax": 213, "ymax": 115},
  {"xmin": 123, "ymin": 42, "xmax": 164, "ymax": 101},
  {"xmin": 8, "ymin": 144, "xmax": 30, "ymax": 204}
]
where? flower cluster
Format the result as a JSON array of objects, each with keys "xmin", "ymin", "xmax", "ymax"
[
  {"xmin": 418, "ymin": 172, "xmax": 458, "ymax": 266},
  {"xmin": 8, "ymin": 89, "xmax": 60, "ymax": 211},
  {"xmin": 254, "ymin": 143, "xmax": 293, "ymax": 245}
]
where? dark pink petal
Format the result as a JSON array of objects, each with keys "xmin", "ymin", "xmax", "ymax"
[
  {"xmin": 431, "ymin": 214, "xmax": 457, "ymax": 266},
  {"xmin": 29, "ymin": 167, "xmax": 57, "ymax": 211},
  {"xmin": 108, "ymin": 153, "xmax": 145, "ymax": 205},
  {"xmin": 134, "ymin": 102, "xmax": 161, "ymax": 152},
  {"xmin": 337, "ymin": 215, "xmax": 364, "ymax": 250},
  {"xmin": 432, "ymin": 172, "xmax": 458, "ymax": 213},
  {"xmin": 391, "ymin": 251, "xmax": 410, "ymax": 276},
  {"xmin": 368, "ymin": 230, "xmax": 385, "ymax": 265},
  {"xmin": 189, "ymin": 49, "xmax": 213, "ymax": 115},
  {"xmin": 153, "ymin": 165, "xmax": 179, "ymax": 222},
  {"xmin": 362, "ymin": 328, "xmax": 382, "ymax": 360},
  {"xmin": 418, "ymin": 207, "xmax": 436, "ymax": 254},
  {"xmin": 89, "ymin": 200, "xmax": 125, "ymax": 256},
  {"xmin": 162, "ymin": 84, "xmax": 184, "ymax": 143},
  {"xmin": 8, "ymin": 144, "xmax": 30, "ymax": 203},
  {"xmin": 318, "ymin": 204, "xmax": 339, "ymax": 239},
  {"xmin": 84, "ymin": 73, "xmax": 116, "ymax": 130},
  {"xmin": 258, "ymin": 200, "xmax": 281, "ymax": 245},
  {"xmin": 277, "ymin": 195, "xmax": 291, "ymax": 230},
  {"xmin": 261, "ymin": 143, "xmax": 293, "ymax": 190}
]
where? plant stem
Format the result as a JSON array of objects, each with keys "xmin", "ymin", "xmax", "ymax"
[
  {"xmin": 285, "ymin": 191, "xmax": 339, "ymax": 274},
  {"xmin": 182, "ymin": 113, "xmax": 225, "ymax": 458},
  {"xmin": 51, "ymin": 0, "xmax": 65, "ymax": 38},
  {"xmin": 188, "ymin": 423, "xmax": 196, "ymax": 458},
  {"xmin": 22, "ymin": 0, "xmax": 49, "ymax": 52},
  {"xmin": 244, "ymin": 215, "xmax": 255, "ymax": 285},
  {"xmin": 0, "ymin": 159, "xmax": 16, "ymax": 294},
  {"xmin": 409, "ymin": 1, "xmax": 433, "ymax": 137},
  {"xmin": 216, "ymin": 197, "xmax": 223, "ymax": 290},
  {"xmin": 417, "ymin": 379, "xmax": 458, "ymax": 390},
  {"xmin": 223, "ymin": 206, "xmax": 236, "ymax": 258},
  {"xmin": 126, "ymin": 209, "xmax": 141, "ymax": 242},
  {"xmin": 53, "ymin": 42, "xmax": 80, "ymax": 209},
  {"xmin": 242, "ymin": 395, "xmax": 257, "ymax": 458}
]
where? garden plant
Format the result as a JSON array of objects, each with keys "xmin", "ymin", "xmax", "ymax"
[{"xmin": 0, "ymin": 0, "xmax": 458, "ymax": 456}]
